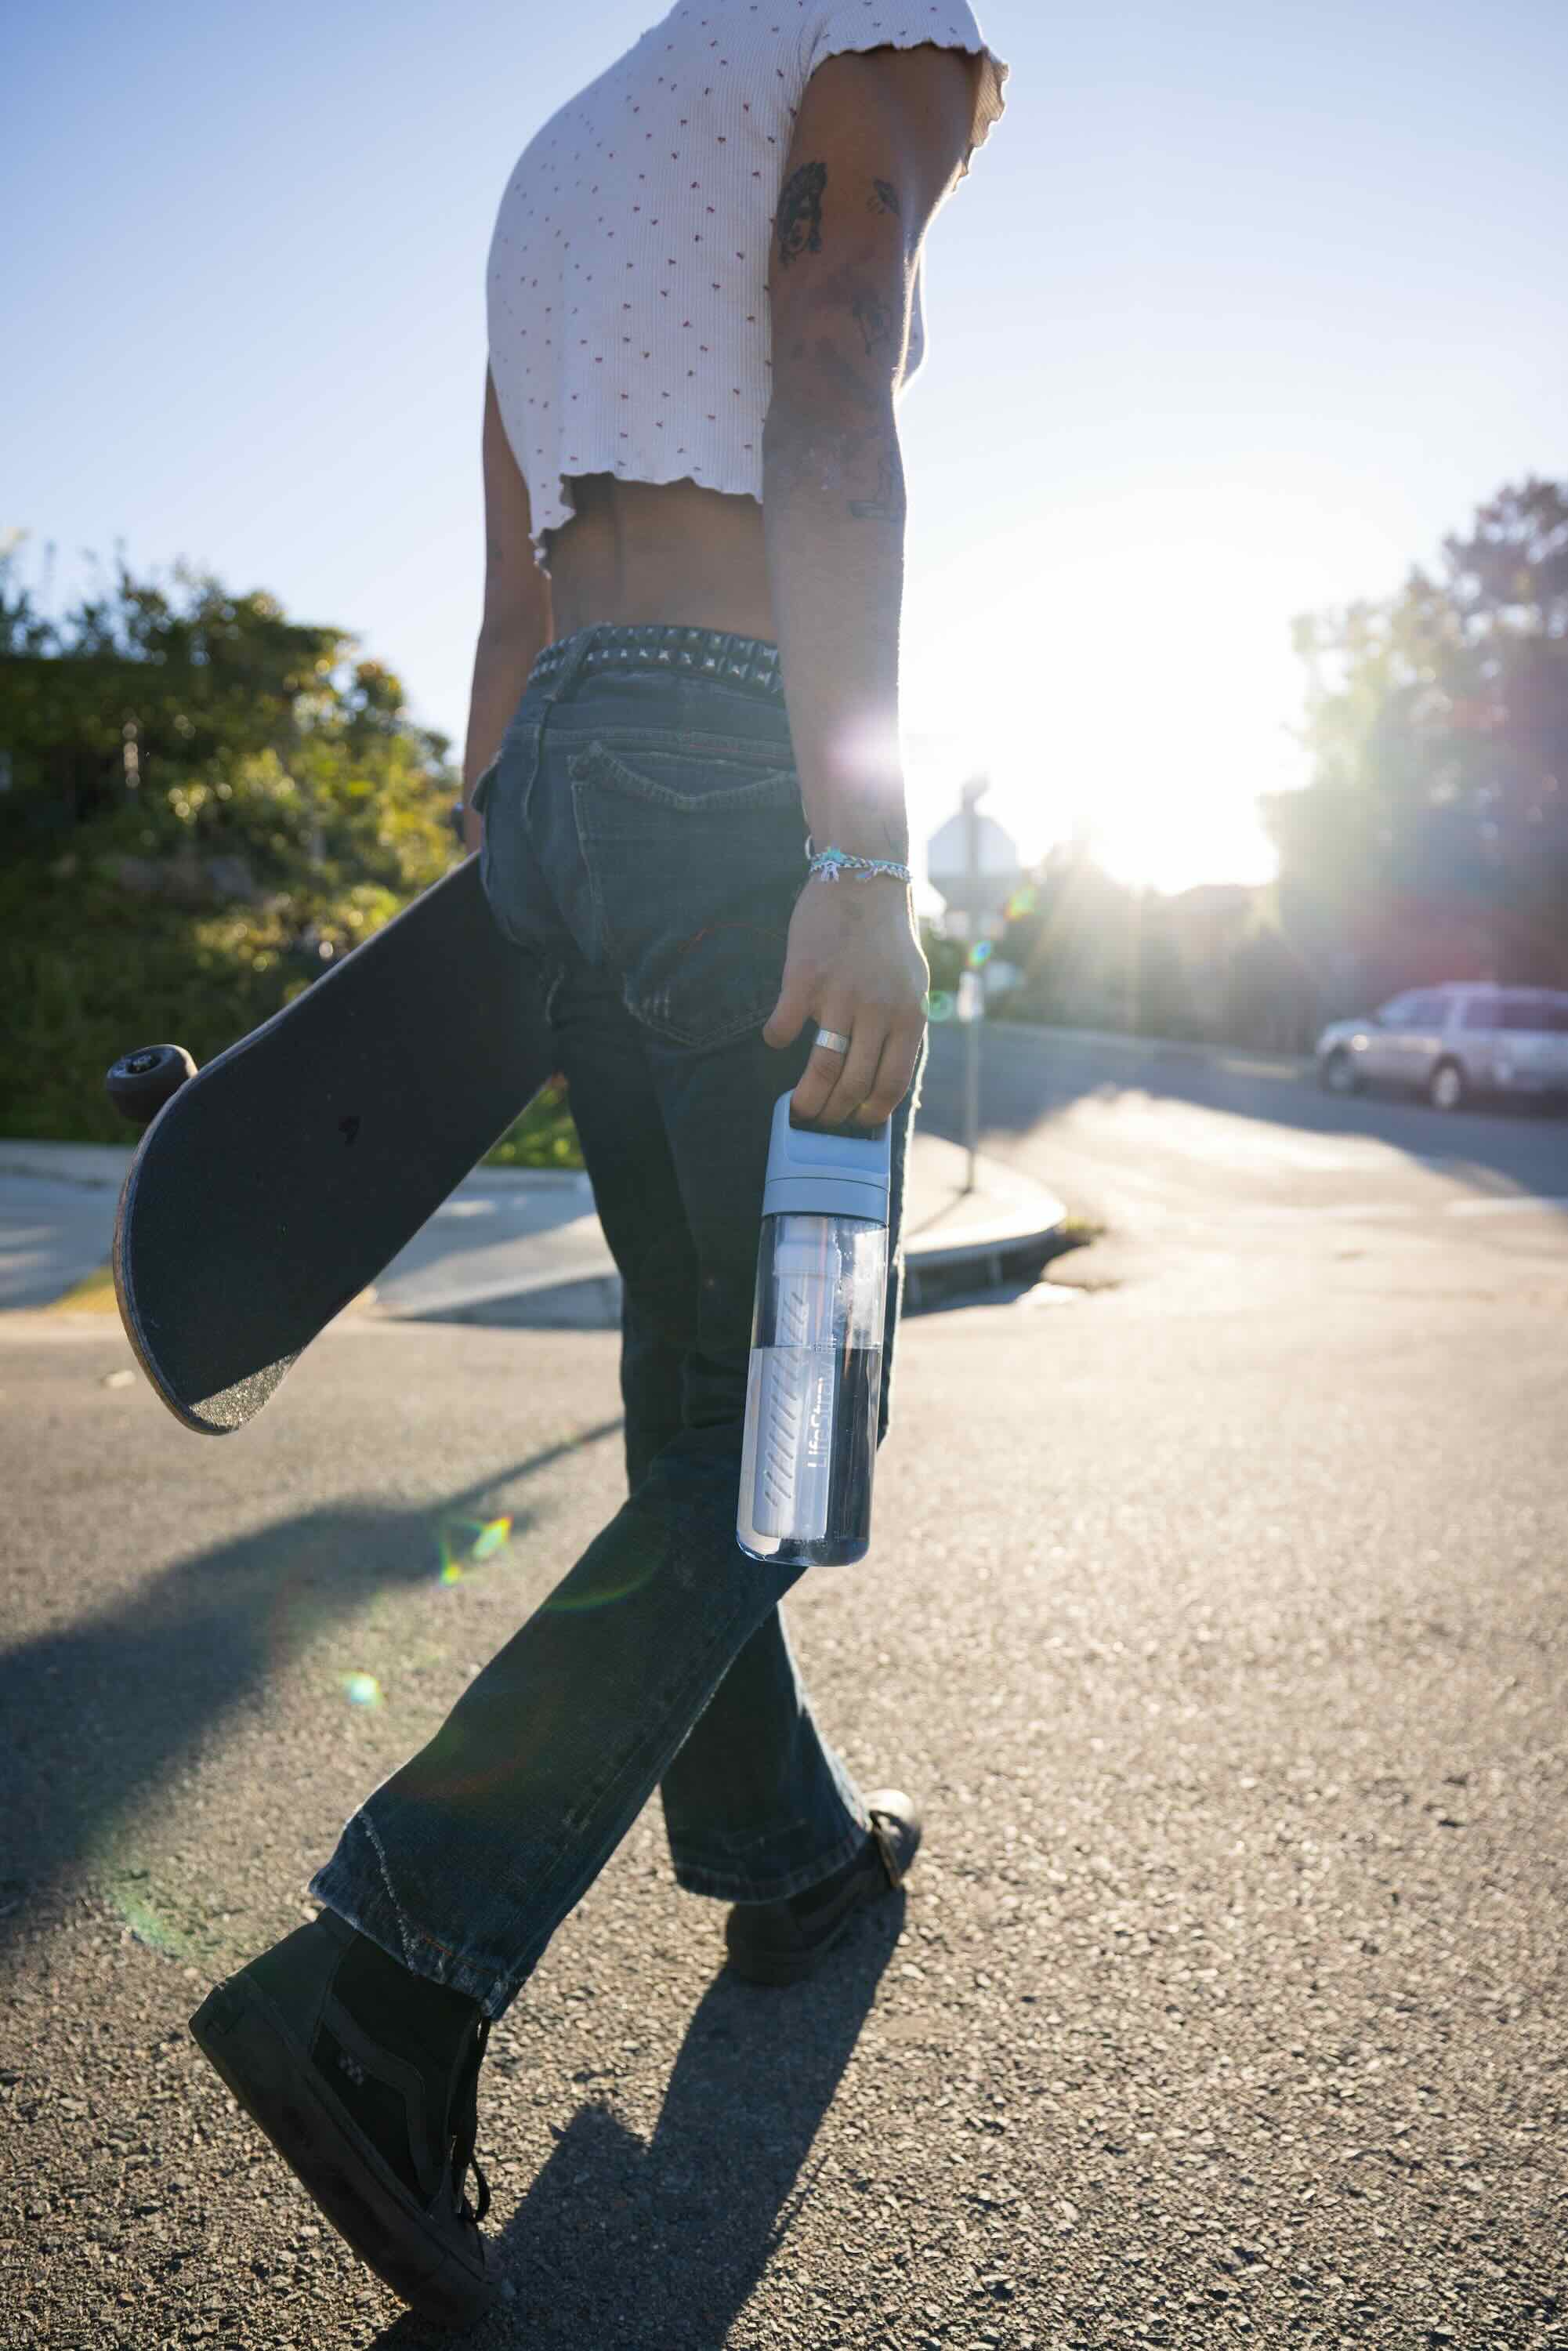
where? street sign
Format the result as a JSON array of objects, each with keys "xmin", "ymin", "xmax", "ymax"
[
  {"xmin": 927, "ymin": 799, "xmax": 1021, "ymax": 924},
  {"xmin": 927, "ymin": 779, "xmax": 1020, "ymax": 1191}
]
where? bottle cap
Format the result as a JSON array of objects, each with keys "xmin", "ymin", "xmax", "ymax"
[{"xmin": 761, "ymin": 1091, "xmax": 893, "ymax": 1224}]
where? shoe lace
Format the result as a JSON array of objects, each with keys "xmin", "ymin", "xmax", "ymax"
[{"xmin": 449, "ymin": 2015, "xmax": 491, "ymax": 2226}]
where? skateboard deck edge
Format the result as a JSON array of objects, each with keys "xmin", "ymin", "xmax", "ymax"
[
  {"xmin": 108, "ymin": 851, "xmax": 552, "ymax": 1420},
  {"xmin": 112, "ymin": 1118, "xmax": 267, "ymax": 1435}
]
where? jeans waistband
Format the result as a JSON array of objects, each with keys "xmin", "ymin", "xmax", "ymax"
[{"xmin": 527, "ymin": 622, "xmax": 784, "ymax": 705}]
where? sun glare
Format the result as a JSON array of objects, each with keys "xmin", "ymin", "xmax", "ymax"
[
  {"xmin": 904, "ymin": 712, "xmax": 1284, "ymax": 904},
  {"xmin": 901, "ymin": 495, "xmax": 1353, "ymax": 898}
]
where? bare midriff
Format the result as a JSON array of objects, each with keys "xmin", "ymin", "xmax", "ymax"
[{"xmin": 541, "ymin": 471, "xmax": 780, "ymax": 647}]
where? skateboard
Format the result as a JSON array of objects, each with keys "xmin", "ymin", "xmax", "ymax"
[{"xmin": 106, "ymin": 855, "xmax": 555, "ymax": 1435}]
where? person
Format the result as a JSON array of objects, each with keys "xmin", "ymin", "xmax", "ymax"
[{"xmin": 190, "ymin": 1, "xmax": 1009, "ymax": 2327}]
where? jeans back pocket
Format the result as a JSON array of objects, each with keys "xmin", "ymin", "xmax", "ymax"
[{"xmin": 567, "ymin": 737, "xmax": 807, "ymax": 1049}]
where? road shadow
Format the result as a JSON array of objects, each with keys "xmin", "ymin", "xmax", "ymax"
[
  {"xmin": 393, "ymin": 1270, "xmax": 623, "ymax": 1332},
  {"xmin": 376, "ymin": 1905, "xmax": 903, "ymax": 2351},
  {"xmin": 921, "ymin": 1025, "xmax": 1568, "ymax": 1211},
  {"xmin": 0, "ymin": 1421, "xmax": 622, "ymax": 1956}
]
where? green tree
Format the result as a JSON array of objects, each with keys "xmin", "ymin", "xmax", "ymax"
[
  {"xmin": 1266, "ymin": 476, "xmax": 1568, "ymax": 1003},
  {"xmin": 0, "ymin": 543, "xmax": 576, "ymax": 1161}
]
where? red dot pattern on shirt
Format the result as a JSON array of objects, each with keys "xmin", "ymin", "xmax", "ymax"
[{"xmin": 487, "ymin": 0, "xmax": 984, "ymax": 556}]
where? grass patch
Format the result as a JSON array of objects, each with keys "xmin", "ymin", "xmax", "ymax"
[
  {"xmin": 483, "ymin": 1079, "xmax": 583, "ymax": 1171},
  {"xmin": 44, "ymin": 1263, "xmax": 119, "ymax": 1313},
  {"xmin": 1056, "ymin": 1213, "xmax": 1107, "ymax": 1248}
]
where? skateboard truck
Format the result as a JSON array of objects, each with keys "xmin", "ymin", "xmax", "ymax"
[{"xmin": 106, "ymin": 1044, "xmax": 198, "ymax": 1127}]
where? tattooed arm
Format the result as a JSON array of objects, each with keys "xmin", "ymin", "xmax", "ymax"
[{"xmin": 760, "ymin": 40, "xmax": 980, "ymax": 1125}]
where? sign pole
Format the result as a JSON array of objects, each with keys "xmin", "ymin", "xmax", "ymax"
[
  {"xmin": 962, "ymin": 779, "xmax": 985, "ymax": 1194},
  {"xmin": 926, "ymin": 775, "xmax": 1016, "ymax": 1200}
]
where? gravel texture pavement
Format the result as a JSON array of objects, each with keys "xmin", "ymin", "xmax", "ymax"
[{"xmin": 2, "ymin": 1038, "xmax": 1566, "ymax": 2349}]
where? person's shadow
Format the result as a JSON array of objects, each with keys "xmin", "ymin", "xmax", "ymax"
[
  {"xmin": 0, "ymin": 1422, "xmax": 622, "ymax": 1957},
  {"xmin": 377, "ymin": 1903, "xmax": 902, "ymax": 2351},
  {"xmin": 1, "ymin": 1404, "xmax": 900, "ymax": 2346}
]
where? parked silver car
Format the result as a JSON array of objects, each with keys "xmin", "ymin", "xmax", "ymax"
[{"xmin": 1316, "ymin": 984, "xmax": 1568, "ymax": 1110}]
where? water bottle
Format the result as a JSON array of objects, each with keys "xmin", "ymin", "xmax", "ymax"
[{"xmin": 737, "ymin": 1091, "xmax": 893, "ymax": 1568}]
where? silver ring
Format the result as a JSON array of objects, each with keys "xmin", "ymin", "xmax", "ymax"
[{"xmin": 813, "ymin": 1027, "xmax": 851, "ymax": 1056}]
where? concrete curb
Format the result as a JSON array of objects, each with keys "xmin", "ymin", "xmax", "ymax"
[
  {"xmin": 990, "ymin": 1020, "xmax": 1310, "ymax": 1080},
  {"xmin": 3, "ymin": 1136, "xmax": 1070, "ymax": 1327},
  {"xmin": 0, "ymin": 1142, "xmax": 135, "ymax": 1188},
  {"xmin": 896, "ymin": 1132, "xmax": 1070, "ymax": 1310},
  {"xmin": 0, "ymin": 1139, "xmax": 592, "ymax": 1193},
  {"xmin": 900, "ymin": 1185, "xmax": 1070, "ymax": 1309}
]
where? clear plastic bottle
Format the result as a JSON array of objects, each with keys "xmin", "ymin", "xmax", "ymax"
[{"xmin": 737, "ymin": 1092, "xmax": 892, "ymax": 1567}]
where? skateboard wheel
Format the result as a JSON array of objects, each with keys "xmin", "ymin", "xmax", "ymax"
[{"xmin": 106, "ymin": 1043, "xmax": 197, "ymax": 1124}]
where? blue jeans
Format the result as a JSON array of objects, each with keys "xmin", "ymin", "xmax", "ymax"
[{"xmin": 309, "ymin": 624, "xmax": 922, "ymax": 2019}]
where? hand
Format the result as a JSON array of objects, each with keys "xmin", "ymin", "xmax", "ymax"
[{"xmin": 762, "ymin": 874, "xmax": 928, "ymax": 1126}]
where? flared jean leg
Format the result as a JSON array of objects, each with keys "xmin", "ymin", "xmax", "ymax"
[
  {"xmin": 308, "ymin": 1422, "xmax": 853, "ymax": 2018},
  {"xmin": 563, "ymin": 968, "xmax": 871, "ymax": 1907},
  {"xmin": 658, "ymin": 1608, "xmax": 872, "ymax": 1900},
  {"xmin": 309, "ymin": 955, "xmax": 871, "ymax": 2014},
  {"xmin": 310, "ymin": 643, "xmax": 921, "ymax": 2016}
]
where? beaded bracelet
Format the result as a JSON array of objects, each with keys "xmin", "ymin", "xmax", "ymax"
[{"xmin": 806, "ymin": 844, "xmax": 913, "ymax": 885}]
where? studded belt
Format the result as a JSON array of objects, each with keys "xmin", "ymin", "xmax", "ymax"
[{"xmin": 527, "ymin": 621, "xmax": 785, "ymax": 703}]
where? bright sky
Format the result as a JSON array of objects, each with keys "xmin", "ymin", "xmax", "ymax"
[{"xmin": 5, "ymin": 0, "xmax": 1565, "ymax": 896}]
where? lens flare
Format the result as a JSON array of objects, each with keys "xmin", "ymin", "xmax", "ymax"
[
  {"xmin": 436, "ymin": 1514, "xmax": 513, "ymax": 1584},
  {"xmin": 341, "ymin": 1672, "xmax": 382, "ymax": 1708},
  {"xmin": 1005, "ymin": 883, "xmax": 1038, "ymax": 920},
  {"xmin": 969, "ymin": 940, "xmax": 994, "ymax": 967},
  {"xmin": 926, "ymin": 990, "xmax": 955, "ymax": 1023},
  {"xmin": 99, "ymin": 1857, "xmax": 197, "ymax": 1962},
  {"xmin": 543, "ymin": 1554, "xmax": 661, "ymax": 1614},
  {"xmin": 115, "ymin": 1889, "xmax": 185, "ymax": 1956}
]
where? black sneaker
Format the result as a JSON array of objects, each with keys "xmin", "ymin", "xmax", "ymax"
[
  {"xmin": 190, "ymin": 1907, "xmax": 497, "ymax": 2331},
  {"xmin": 724, "ymin": 1789, "xmax": 921, "ymax": 1986}
]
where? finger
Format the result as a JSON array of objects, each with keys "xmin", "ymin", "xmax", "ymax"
[
  {"xmin": 762, "ymin": 964, "xmax": 814, "ymax": 1051},
  {"xmin": 817, "ymin": 1016, "xmax": 889, "ymax": 1130},
  {"xmin": 855, "ymin": 1018, "xmax": 923, "ymax": 1126},
  {"xmin": 791, "ymin": 1013, "xmax": 861, "ymax": 1123}
]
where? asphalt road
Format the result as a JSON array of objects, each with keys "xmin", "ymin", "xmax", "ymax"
[
  {"xmin": 2, "ymin": 1026, "xmax": 1565, "ymax": 2350},
  {"xmin": 918, "ymin": 1023, "xmax": 1568, "ymax": 1270}
]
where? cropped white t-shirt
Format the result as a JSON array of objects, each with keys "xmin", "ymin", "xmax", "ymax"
[{"xmin": 485, "ymin": 0, "xmax": 1009, "ymax": 574}]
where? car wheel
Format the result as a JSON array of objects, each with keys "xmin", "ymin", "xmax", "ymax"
[
  {"xmin": 1320, "ymin": 1047, "xmax": 1360, "ymax": 1096},
  {"xmin": 1427, "ymin": 1058, "xmax": 1466, "ymax": 1112}
]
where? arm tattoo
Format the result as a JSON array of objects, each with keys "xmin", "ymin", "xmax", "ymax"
[
  {"xmin": 869, "ymin": 178, "xmax": 901, "ymax": 217},
  {"xmin": 851, "ymin": 288, "xmax": 896, "ymax": 357},
  {"xmin": 848, "ymin": 449, "xmax": 901, "ymax": 523},
  {"xmin": 762, "ymin": 408, "xmax": 907, "ymax": 527},
  {"xmin": 777, "ymin": 161, "xmax": 827, "ymax": 267}
]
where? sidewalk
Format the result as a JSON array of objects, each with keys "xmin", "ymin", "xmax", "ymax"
[
  {"xmin": 0, "ymin": 1144, "xmax": 136, "ymax": 1312},
  {"xmin": 0, "ymin": 1133, "xmax": 1066, "ymax": 1324},
  {"xmin": 898, "ymin": 1133, "xmax": 1069, "ymax": 1308},
  {"xmin": 994, "ymin": 1016, "xmax": 1310, "ymax": 1082}
]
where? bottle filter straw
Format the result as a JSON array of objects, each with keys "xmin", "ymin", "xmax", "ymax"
[{"xmin": 748, "ymin": 1222, "xmax": 838, "ymax": 1542}]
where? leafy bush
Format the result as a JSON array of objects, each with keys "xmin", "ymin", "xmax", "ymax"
[
  {"xmin": 1, "ymin": 547, "xmax": 583, "ymax": 1166},
  {"xmin": 487, "ymin": 1081, "xmax": 581, "ymax": 1169}
]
